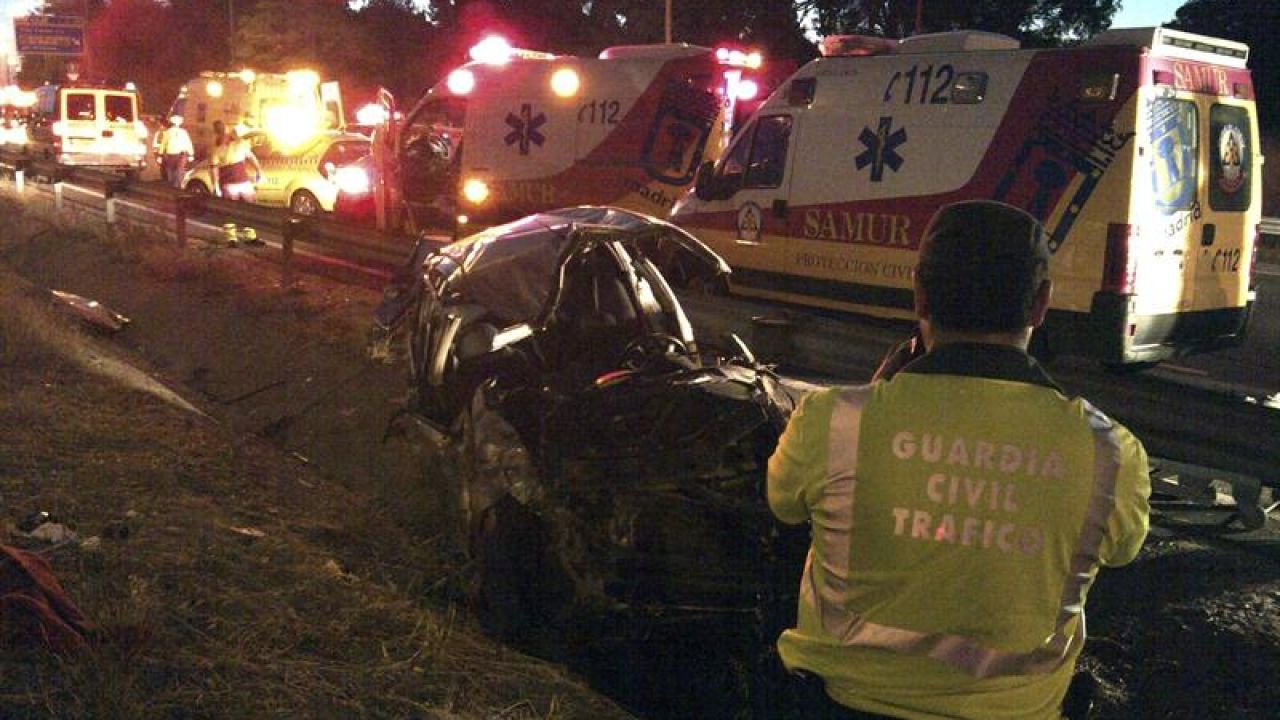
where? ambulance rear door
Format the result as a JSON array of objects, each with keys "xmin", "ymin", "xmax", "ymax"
[
  {"xmin": 1138, "ymin": 41, "xmax": 1258, "ymax": 328},
  {"xmin": 398, "ymin": 95, "xmax": 466, "ymax": 230}
]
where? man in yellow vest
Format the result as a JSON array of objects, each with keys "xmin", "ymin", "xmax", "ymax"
[{"xmin": 768, "ymin": 200, "xmax": 1151, "ymax": 719}]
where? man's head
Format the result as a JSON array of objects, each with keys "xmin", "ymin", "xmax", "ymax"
[
  {"xmin": 170, "ymin": 115, "xmax": 183, "ymax": 127},
  {"xmin": 914, "ymin": 200, "xmax": 1051, "ymax": 338}
]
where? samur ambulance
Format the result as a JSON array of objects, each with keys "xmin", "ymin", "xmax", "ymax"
[
  {"xmin": 21, "ymin": 82, "xmax": 149, "ymax": 178},
  {"xmin": 361, "ymin": 37, "xmax": 756, "ymax": 236},
  {"xmin": 671, "ymin": 27, "xmax": 1262, "ymax": 367},
  {"xmin": 169, "ymin": 69, "xmax": 345, "ymax": 160}
]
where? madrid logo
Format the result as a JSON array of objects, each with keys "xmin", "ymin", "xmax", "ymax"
[{"xmin": 736, "ymin": 202, "xmax": 763, "ymax": 242}]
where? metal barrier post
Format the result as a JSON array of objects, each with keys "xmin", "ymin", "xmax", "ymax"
[
  {"xmin": 174, "ymin": 192, "xmax": 191, "ymax": 248},
  {"xmin": 14, "ymin": 165, "xmax": 23, "ymax": 194},
  {"xmin": 282, "ymin": 216, "xmax": 305, "ymax": 290},
  {"xmin": 54, "ymin": 181, "xmax": 63, "ymax": 211},
  {"xmin": 103, "ymin": 179, "xmax": 125, "ymax": 231}
]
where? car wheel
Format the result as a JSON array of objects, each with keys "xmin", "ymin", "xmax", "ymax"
[
  {"xmin": 459, "ymin": 402, "xmax": 573, "ymax": 641},
  {"xmin": 470, "ymin": 496, "xmax": 552, "ymax": 640},
  {"xmin": 289, "ymin": 189, "xmax": 321, "ymax": 216}
]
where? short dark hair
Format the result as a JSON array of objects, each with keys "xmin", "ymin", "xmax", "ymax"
[{"xmin": 915, "ymin": 200, "xmax": 1050, "ymax": 333}]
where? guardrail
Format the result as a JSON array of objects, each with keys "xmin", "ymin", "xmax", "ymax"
[{"xmin": 0, "ymin": 147, "xmax": 420, "ymax": 288}]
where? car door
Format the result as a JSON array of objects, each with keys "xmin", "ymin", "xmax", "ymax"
[{"xmin": 249, "ymin": 133, "xmax": 285, "ymax": 206}]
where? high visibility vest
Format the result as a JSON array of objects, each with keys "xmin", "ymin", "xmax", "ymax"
[{"xmin": 768, "ymin": 366, "xmax": 1150, "ymax": 720}]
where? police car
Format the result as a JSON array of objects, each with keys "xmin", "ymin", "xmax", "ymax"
[{"xmin": 181, "ymin": 129, "xmax": 370, "ymax": 215}]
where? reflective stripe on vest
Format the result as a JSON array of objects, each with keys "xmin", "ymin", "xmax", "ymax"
[{"xmin": 804, "ymin": 387, "xmax": 1125, "ymax": 679}]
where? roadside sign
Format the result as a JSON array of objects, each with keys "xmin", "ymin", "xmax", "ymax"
[{"xmin": 14, "ymin": 15, "xmax": 85, "ymax": 56}]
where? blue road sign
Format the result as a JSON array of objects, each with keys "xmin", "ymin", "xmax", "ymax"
[{"xmin": 14, "ymin": 16, "xmax": 85, "ymax": 56}]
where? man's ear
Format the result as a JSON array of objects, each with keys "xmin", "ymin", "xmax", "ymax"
[{"xmin": 1030, "ymin": 280, "xmax": 1052, "ymax": 327}]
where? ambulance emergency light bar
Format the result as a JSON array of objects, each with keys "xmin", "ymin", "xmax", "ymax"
[
  {"xmin": 714, "ymin": 47, "xmax": 763, "ymax": 69},
  {"xmin": 1085, "ymin": 27, "xmax": 1249, "ymax": 68},
  {"xmin": 468, "ymin": 35, "xmax": 556, "ymax": 65}
]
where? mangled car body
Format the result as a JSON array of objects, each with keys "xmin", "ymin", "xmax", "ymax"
[{"xmin": 374, "ymin": 206, "xmax": 808, "ymax": 635}]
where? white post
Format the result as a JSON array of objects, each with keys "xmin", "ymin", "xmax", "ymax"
[
  {"xmin": 106, "ymin": 197, "xmax": 117, "ymax": 224},
  {"xmin": 15, "ymin": 169, "xmax": 23, "ymax": 194},
  {"xmin": 54, "ymin": 182, "xmax": 64, "ymax": 211}
]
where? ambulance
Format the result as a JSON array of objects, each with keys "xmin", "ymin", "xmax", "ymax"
[
  {"xmin": 168, "ymin": 69, "xmax": 345, "ymax": 160},
  {"xmin": 359, "ymin": 37, "xmax": 755, "ymax": 236},
  {"xmin": 671, "ymin": 27, "xmax": 1262, "ymax": 367}
]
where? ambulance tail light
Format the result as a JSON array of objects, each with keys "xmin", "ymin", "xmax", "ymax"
[
  {"xmin": 51, "ymin": 121, "xmax": 66, "ymax": 137},
  {"xmin": 447, "ymin": 69, "xmax": 476, "ymax": 95},
  {"xmin": 735, "ymin": 78, "xmax": 760, "ymax": 102},
  {"xmin": 462, "ymin": 178, "xmax": 490, "ymax": 205},
  {"xmin": 1103, "ymin": 223, "xmax": 1138, "ymax": 294}
]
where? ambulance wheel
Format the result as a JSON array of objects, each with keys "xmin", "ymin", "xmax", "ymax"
[
  {"xmin": 184, "ymin": 180, "xmax": 210, "ymax": 196},
  {"xmin": 289, "ymin": 190, "xmax": 321, "ymax": 217}
]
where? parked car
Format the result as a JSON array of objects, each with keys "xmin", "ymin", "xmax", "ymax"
[
  {"xmin": 372, "ymin": 206, "xmax": 809, "ymax": 642},
  {"xmin": 181, "ymin": 129, "xmax": 370, "ymax": 215}
]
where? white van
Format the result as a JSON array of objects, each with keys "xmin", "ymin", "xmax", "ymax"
[
  {"xmin": 672, "ymin": 27, "xmax": 1262, "ymax": 366},
  {"xmin": 24, "ymin": 83, "xmax": 149, "ymax": 177}
]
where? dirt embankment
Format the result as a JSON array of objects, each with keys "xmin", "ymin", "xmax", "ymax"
[{"xmin": 0, "ymin": 196, "xmax": 635, "ymax": 719}]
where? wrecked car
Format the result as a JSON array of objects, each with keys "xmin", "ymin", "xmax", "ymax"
[{"xmin": 373, "ymin": 206, "xmax": 809, "ymax": 641}]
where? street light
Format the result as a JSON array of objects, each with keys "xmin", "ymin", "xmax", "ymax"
[{"xmin": 228, "ymin": 0, "xmax": 235, "ymax": 64}]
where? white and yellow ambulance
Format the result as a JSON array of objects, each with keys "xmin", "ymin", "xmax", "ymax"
[
  {"xmin": 671, "ymin": 27, "xmax": 1262, "ymax": 366},
  {"xmin": 169, "ymin": 69, "xmax": 345, "ymax": 160}
]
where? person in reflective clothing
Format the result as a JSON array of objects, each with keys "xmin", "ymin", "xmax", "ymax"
[
  {"xmin": 767, "ymin": 200, "xmax": 1151, "ymax": 719},
  {"xmin": 156, "ymin": 115, "xmax": 193, "ymax": 188}
]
